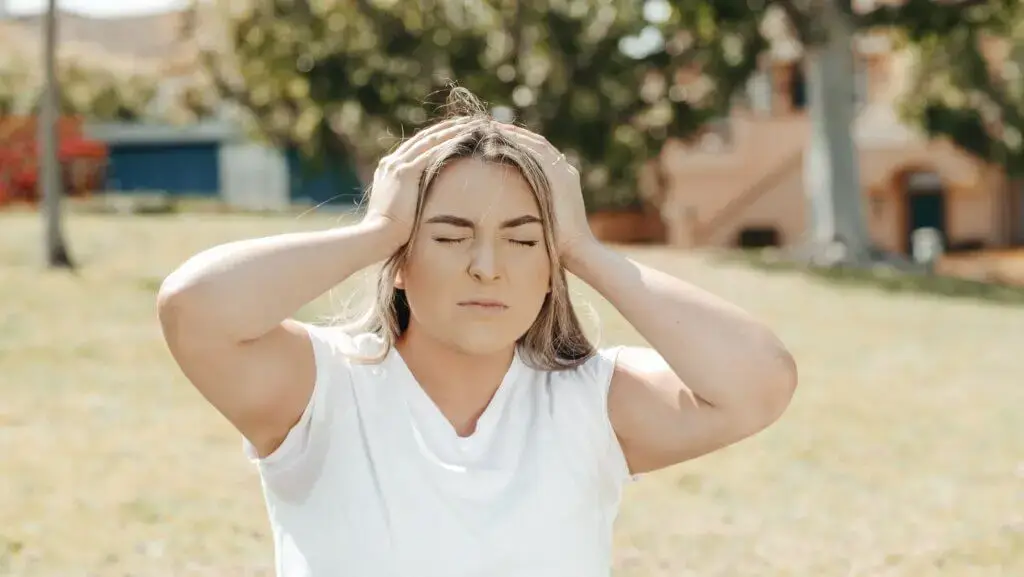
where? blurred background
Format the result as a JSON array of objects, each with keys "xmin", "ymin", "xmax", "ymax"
[{"xmin": 1, "ymin": 0, "xmax": 1022, "ymax": 575}]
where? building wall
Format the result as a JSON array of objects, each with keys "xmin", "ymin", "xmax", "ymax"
[
  {"xmin": 219, "ymin": 142, "xmax": 289, "ymax": 210},
  {"xmin": 657, "ymin": 114, "xmax": 810, "ymax": 247},
  {"xmin": 703, "ymin": 157, "xmax": 807, "ymax": 247},
  {"xmin": 655, "ymin": 40, "xmax": 1014, "ymax": 254},
  {"xmin": 106, "ymin": 142, "xmax": 221, "ymax": 195},
  {"xmin": 662, "ymin": 135, "xmax": 1004, "ymax": 254}
]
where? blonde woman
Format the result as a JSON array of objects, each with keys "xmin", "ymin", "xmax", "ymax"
[{"xmin": 158, "ymin": 90, "xmax": 798, "ymax": 577}]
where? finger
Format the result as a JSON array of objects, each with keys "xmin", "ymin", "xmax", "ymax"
[
  {"xmin": 498, "ymin": 122, "xmax": 544, "ymax": 143},
  {"xmin": 391, "ymin": 117, "xmax": 467, "ymax": 157},
  {"xmin": 499, "ymin": 122, "xmax": 551, "ymax": 146},
  {"xmin": 498, "ymin": 123, "xmax": 559, "ymax": 157},
  {"xmin": 398, "ymin": 121, "xmax": 480, "ymax": 171},
  {"xmin": 504, "ymin": 140, "xmax": 572, "ymax": 178},
  {"xmin": 496, "ymin": 127, "xmax": 557, "ymax": 161},
  {"xmin": 392, "ymin": 117, "xmax": 473, "ymax": 158},
  {"xmin": 399, "ymin": 118, "xmax": 484, "ymax": 165}
]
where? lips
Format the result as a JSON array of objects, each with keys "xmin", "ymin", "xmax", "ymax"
[{"xmin": 458, "ymin": 299, "xmax": 508, "ymax": 310}]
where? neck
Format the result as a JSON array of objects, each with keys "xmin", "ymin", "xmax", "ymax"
[{"xmin": 396, "ymin": 321, "xmax": 516, "ymax": 436}]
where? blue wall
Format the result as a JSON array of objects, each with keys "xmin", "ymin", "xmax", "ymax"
[
  {"xmin": 106, "ymin": 143, "xmax": 221, "ymax": 195},
  {"xmin": 286, "ymin": 148, "xmax": 363, "ymax": 206}
]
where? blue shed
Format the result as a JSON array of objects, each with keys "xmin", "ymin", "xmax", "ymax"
[
  {"xmin": 84, "ymin": 120, "xmax": 237, "ymax": 196},
  {"xmin": 106, "ymin": 142, "xmax": 221, "ymax": 195}
]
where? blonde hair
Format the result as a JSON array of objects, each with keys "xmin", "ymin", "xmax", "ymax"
[{"xmin": 337, "ymin": 89, "xmax": 596, "ymax": 370}]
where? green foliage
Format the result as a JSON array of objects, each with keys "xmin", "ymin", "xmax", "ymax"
[
  {"xmin": 665, "ymin": 0, "xmax": 1024, "ymax": 177},
  {"xmin": 52, "ymin": 61, "xmax": 159, "ymax": 121},
  {"xmin": 0, "ymin": 57, "xmax": 158, "ymax": 121},
  {"xmin": 658, "ymin": 1, "xmax": 769, "ymax": 113},
  {"xmin": 892, "ymin": 3, "xmax": 1024, "ymax": 176},
  {"xmin": 188, "ymin": 0, "xmax": 716, "ymax": 211},
  {"xmin": 854, "ymin": 0, "xmax": 1017, "ymax": 40}
]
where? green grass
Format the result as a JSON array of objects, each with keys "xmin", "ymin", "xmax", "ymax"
[
  {"xmin": 721, "ymin": 248, "xmax": 1024, "ymax": 306},
  {"xmin": 1, "ymin": 212, "xmax": 1022, "ymax": 576}
]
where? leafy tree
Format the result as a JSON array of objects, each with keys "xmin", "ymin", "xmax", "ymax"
[
  {"xmin": 183, "ymin": 0, "xmax": 711, "ymax": 210},
  {"xmin": 659, "ymin": 0, "xmax": 868, "ymax": 260},
  {"xmin": 0, "ymin": 57, "xmax": 158, "ymax": 121},
  {"xmin": 659, "ymin": 0, "xmax": 1015, "ymax": 260},
  {"xmin": 51, "ymin": 61, "xmax": 159, "ymax": 121},
  {"xmin": 884, "ymin": 1, "xmax": 1024, "ymax": 177}
]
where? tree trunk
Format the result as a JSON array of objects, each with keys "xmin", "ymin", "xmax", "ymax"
[
  {"xmin": 802, "ymin": 0, "xmax": 871, "ymax": 264},
  {"xmin": 40, "ymin": 0, "xmax": 74, "ymax": 269}
]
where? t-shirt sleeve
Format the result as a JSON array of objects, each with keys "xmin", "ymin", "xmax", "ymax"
[
  {"xmin": 241, "ymin": 323, "xmax": 355, "ymax": 479},
  {"xmin": 570, "ymin": 346, "xmax": 637, "ymax": 488}
]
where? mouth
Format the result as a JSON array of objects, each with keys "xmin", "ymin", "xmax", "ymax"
[{"xmin": 458, "ymin": 300, "xmax": 509, "ymax": 311}]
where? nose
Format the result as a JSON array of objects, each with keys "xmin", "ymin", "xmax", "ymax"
[{"xmin": 467, "ymin": 239, "xmax": 501, "ymax": 282}]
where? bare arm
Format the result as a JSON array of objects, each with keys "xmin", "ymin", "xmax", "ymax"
[
  {"xmin": 157, "ymin": 220, "xmax": 404, "ymax": 457},
  {"xmin": 492, "ymin": 123, "xmax": 797, "ymax": 475},
  {"xmin": 566, "ymin": 243, "xmax": 798, "ymax": 475},
  {"xmin": 158, "ymin": 118, "xmax": 472, "ymax": 457}
]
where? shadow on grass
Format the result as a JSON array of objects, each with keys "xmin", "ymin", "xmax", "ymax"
[{"xmin": 719, "ymin": 249, "xmax": 1024, "ymax": 306}]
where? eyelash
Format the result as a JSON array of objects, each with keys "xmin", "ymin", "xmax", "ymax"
[{"xmin": 434, "ymin": 238, "xmax": 538, "ymax": 247}]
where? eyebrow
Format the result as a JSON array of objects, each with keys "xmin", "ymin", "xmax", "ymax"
[{"xmin": 424, "ymin": 214, "xmax": 542, "ymax": 229}]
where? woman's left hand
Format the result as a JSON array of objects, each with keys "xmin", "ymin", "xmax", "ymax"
[{"xmin": 499, "ymin": 124, "xmax": 597, "ymax": 263}]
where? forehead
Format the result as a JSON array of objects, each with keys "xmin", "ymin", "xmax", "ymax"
[{"xmin": 423, "ymin": 158, "xmax": 540, "ymax": 221}]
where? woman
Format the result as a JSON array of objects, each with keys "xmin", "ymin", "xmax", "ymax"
[{"xmin": 157, "ymin": 91, "xmax": 798, "ymax": 577}]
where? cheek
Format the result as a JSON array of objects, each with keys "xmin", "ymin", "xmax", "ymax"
[
  {"xmin": 401, "ymin": 242, "xmax": 458, "ymax": 294},
  {"xmin": 510, "ymin": 248, "xmax": 553, "ymax": 291}
]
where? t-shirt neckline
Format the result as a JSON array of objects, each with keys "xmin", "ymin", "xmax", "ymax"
[{"xmin": 387, "ymin": 345, "xmax": 525, "ymax": 447}]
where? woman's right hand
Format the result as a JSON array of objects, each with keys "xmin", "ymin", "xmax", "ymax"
[{"xmin": 362, "ymin": 117, "xmax": 477, "ymax": 248}]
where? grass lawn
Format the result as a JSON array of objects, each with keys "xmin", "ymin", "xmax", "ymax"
[{"xmin": 1, "ymin": 211, "xmax": 1022, "ymax": 576}]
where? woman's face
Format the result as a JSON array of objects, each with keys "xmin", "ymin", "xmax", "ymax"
[{"xmin": 398, "ymin": 157, "xmax": 552, "ymax": 355}]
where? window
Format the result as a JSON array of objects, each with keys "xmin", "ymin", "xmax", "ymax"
[
  {"xmin": 745, "ymin": 68, "xmax": 773, "ymax": 114},
  {"xmin": 789, "ymin": 64, "xmax": 807, "ymax": 111},
  {"xmin": 737, "ymin": 226, "xmax": 782, "ymax": 248}
]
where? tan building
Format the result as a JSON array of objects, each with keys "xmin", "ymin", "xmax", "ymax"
[{"xmin": 643, "ymin": 32, "xmax": 1024, "ymax": 255}]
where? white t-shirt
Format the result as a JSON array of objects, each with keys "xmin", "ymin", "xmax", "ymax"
[{"xmin": 242, "ymin": 324, "xmax": 632, "ymax": 577}]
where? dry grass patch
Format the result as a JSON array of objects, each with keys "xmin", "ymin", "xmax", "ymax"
[{"xmin": 1, "ymin": 212, "xmax": 1022, "ymax": 576}]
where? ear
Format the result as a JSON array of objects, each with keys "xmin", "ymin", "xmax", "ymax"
[{"xmin": 394, "ymin": 269, "xmax": 406, "ymax": 290}]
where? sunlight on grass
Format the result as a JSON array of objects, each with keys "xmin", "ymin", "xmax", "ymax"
[{"xmin": 1, "ymin": 212, "xmax": 1021, "ymax": 576}]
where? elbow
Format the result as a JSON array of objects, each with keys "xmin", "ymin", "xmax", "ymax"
[
  {"xmin": 156, "ymin": 271, "xmax": 190, "ymax": 318},
  {"xmin": 758, "ymin": 343, "xmax": 799, "ymax": 425},
  {"xmin": 157, "ymin": 274, "xmax": 239, "ymax": 351},
  {"xmin": 156, "ymin": 275, "xmax": 190, "ymax": 338},
  {"xmin": 726, "ymin": 332, "xmax": 798, "ymax": 430},
  {"xmin": 156, "ymin": 271, "xmax": 210, "ymax": 336}
]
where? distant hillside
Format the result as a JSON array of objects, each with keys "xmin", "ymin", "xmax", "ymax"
[{"xmin": 0, "ymin": 8, "xmax": 186, "ymax": 69}]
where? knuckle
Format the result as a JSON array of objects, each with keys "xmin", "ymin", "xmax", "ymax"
[{"xmin": 393, "ymin": 162, "xmax": 415, "ymax": 177}]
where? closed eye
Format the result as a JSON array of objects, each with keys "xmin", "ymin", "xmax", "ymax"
[
  {"xmin": 434, "ymin": 238, "xmax": 468, "ymax": 245},
  {"xmin": 509, "ymin": 240, "xmax": 538, "ymax": 247}
]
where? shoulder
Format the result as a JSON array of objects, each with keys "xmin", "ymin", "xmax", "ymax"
[
  {"xmin": 536, "ymin": 345, "xmax": 640, "ymax": 485},
  {"xmin": 535, "ymin": 346, "xmax": 625, "ymax": 419},
  {"xmin": 242, "ymin": 325, "xmax": 381, "ymax": 471},
  {"xmin": 303, "ymin": 323, "xmax": 373, "ymax": 357},
  {"xmin": 550, "ymin": 347, "xmax": 622, "ymax": 388},
  {"xmin": 540, "ymin": 345, "xmax": 670, "ymax": 429},
  {"xmin": 610, "ymin": 346, "xmax": 672, "ymax": 379},
  {"xmin": 302, "ymin": 324, "xmax": 390, "ymax": 372},
  {"xmin": 548, "ymin": 345, "xmax": 665, "ymax": 389}
]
